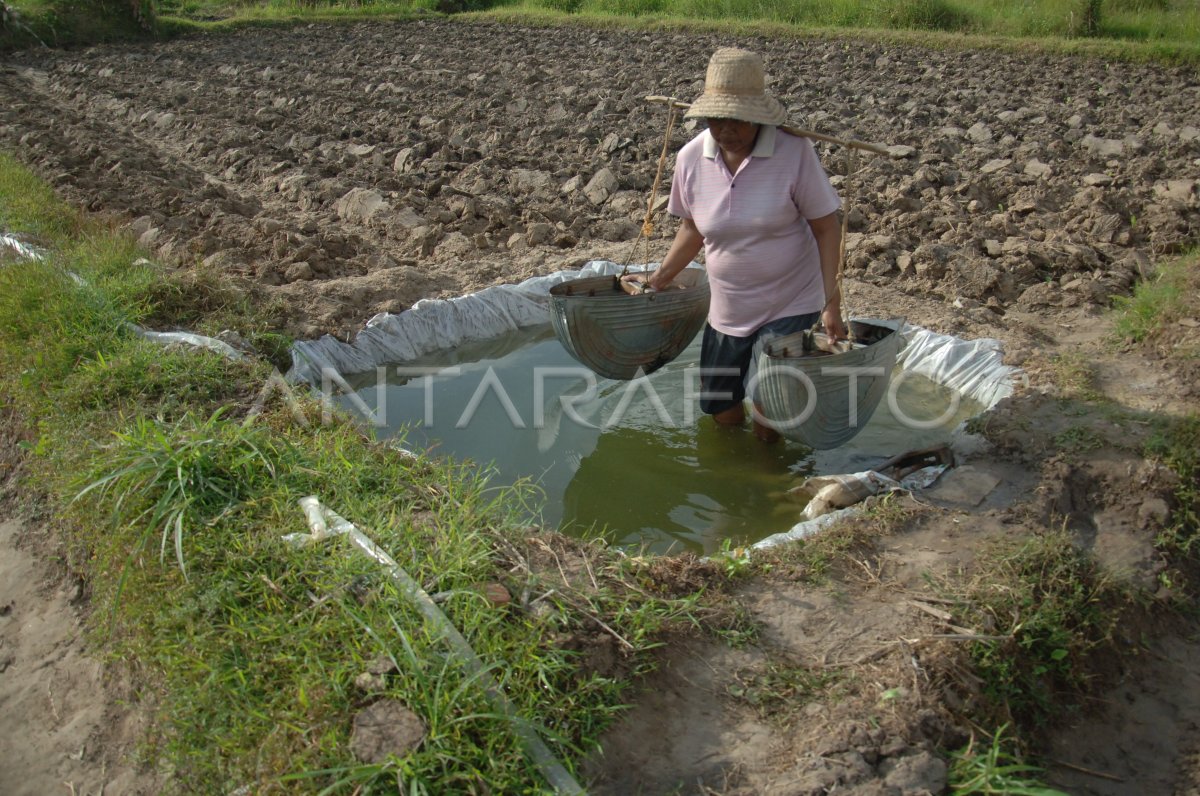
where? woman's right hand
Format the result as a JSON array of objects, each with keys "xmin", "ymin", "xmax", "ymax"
[
  {"xmin": 821, "ymin": 305, "xmax": 848, "ymax": 341},
  {"xmin": 621, "ymin": 273, "xmax": 659, "ymax": 292}
]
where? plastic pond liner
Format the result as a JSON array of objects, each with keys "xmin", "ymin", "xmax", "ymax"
[{"xmin": 290, "ymin": 262, "xmax": 1020, "ymax": 555}]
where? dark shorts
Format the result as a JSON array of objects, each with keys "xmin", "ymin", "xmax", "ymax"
[{"xmin": 698, "ymin": 312, "xmax": 821, "ymax": 415}]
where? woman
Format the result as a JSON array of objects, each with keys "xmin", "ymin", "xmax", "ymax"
[{"xmin": 625, "ymin": 47, "xmax": 845, "ymax": 442}]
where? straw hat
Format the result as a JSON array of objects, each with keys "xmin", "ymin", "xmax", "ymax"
[{"xmin": 685, "ymin": 48, "xmax": 788, "ymax": 127}]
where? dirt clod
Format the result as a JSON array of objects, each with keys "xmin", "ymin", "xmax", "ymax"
[{"xmin": 349, "ymin": 698, "xmax": 426, "ymax": 764}]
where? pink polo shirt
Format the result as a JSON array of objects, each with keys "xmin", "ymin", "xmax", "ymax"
[{"xmin": 667, "ymin": 126, "xmax": 841, "ymax": 337}]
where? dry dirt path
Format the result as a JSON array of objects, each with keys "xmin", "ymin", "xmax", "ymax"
[{"xmin": 0, "ymin": 513, "xmax": 156, "ymax": 795}]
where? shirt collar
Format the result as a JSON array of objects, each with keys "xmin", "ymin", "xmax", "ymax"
[{"xmin": 702, "ymin": 124, "xmax": 777, "ymax": 160}]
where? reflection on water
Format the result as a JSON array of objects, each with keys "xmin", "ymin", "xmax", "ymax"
[
  {"xmin": 561, "ymin": 418, "xmax": 813, "ymax": 553},
  {"xmin": 337, "ymin": 325, "xmax": 981, "ymax": 554}
]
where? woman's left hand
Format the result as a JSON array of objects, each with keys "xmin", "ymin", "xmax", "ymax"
[{"xmin": 822, "ymin": 305, "xmax": 848, "ymax": 341}]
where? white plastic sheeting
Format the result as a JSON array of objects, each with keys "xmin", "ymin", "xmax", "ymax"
[
  {"xmin": 751, "ymin": 464, "xmax": 949, "ymax": 549},
  {"xmin": 287, "ymin": 260, "xmax": 657, "ymax": 387},
  {"xmin": 789, "ymin": 464, "xmax": 949, "ymax": 522},
  {"xmin": 895, "ymin": 324, "xmax": 1020, "ymax": 410},
  {"xmin": 752, "ymin": 324, "xmax": 1021, "ymax": 550},
  {"xmin": 288, "ymin": 262, "xmax": 1020, "ymax": 411},
  {"xmin": 132, "ymin": 327, "xmax": 244, "ymax": 361},
  {"xmin": 2, "ymin": 231, "xmax": 244, "ymax": 361},
  {"xmin": 1, "ymin": 233, "xmax": 45, "ymax": 261}
]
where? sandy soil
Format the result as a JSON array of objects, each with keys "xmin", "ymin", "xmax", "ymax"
[
  {"xmin": 0, "ymin": 411, "xmax": 157, "ymax": 794},
  {"xmin": 1, "ymin": 17, "xmax": 1199, "ymax": 794},
  {"xmin": 0, "ymin": 518, "xmax": 158, "ymax": 795}
]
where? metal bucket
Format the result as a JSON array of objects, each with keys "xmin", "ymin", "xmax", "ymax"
[
  {"xmin": 755, "ymin": 318, "xmax": 905, "ymax": 449},
  {"xmin": 548, "ymin": 269, "xmax": 710, "ymax": 380}
]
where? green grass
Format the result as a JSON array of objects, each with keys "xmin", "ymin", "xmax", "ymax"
[
  {"xmin": 1146, "ymin": 415, "xmax": 1200, "ymax": 577},
  {"xmin": 7, "ymin": 0, "xmax": 1200, "ymax": 63},
  {"xmin": 1112, "ymin": 250, "xmax": 1200, "ymax": 596},
  {"xmin": 0, "ymin": 154, "xmax": 79, "ymax": 242},
  {"xmin": 727, "ymin": 661, "xmax": 840, "ymax": 719},
  {"xmin": 948, "ymin": 724, "xmax": 1068, "ymax": 796},
  {"xmin": 949, "ymin": 528, "xmax": 1127, "ymax": 728},
  {"xmin": 505, "ymin": 0, "xmax": 1200, "ymax": 41},
  {"xmin": 1, "ymin": 0, "xmax": 156, "ymax": 49},
  {"xmin": 1044, "ymin": 352, "xmax": 1105, "ymax": 403},
  {"xmin": 1113, "ymin": 250, "xmax": 1200, "ymax": 348},
  {"xmin": 484, "ymin": 0, "xmax": 1200, "ymax": 62},
  {"xmin": 0, "ymin": 154, "xmax": 717, "ymax": 792},
  {"xmin": 1052, "ymin": 424, "xmax": 1107, "ymax": 452}
]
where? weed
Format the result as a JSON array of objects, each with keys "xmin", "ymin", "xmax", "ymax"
[
  {"xmin": 948, "ymin": 723, "xmax": 1068, "ymax": 795},
  {"xmin": 1045, "ymin": 352, "xmax": 1103, "ymax": 402},
  {"xmin": 1113, "ymin": 249, "xmax": 1200, "ymax": 353},
  {"xmin": 708, "ymin": 599, "xmax": 761, "ymax": 648},
  {"xmin": 861, "ymin": 490, "xmax": 919, "ymax": 534},
  {"xmin": 1052, "ymin": 424, "xmax": 1105, "ymax": 452},
  {"xmin": 949, "ymin": 529, "xmax": 1126, "ymax": 727},
  {"xmin": 74, "ymin": 409, "xmax": 281, "ymax": 586},
  {"xmin": 1146, "ymin": 415, "xmax": 1200, "ymax": 576},
  {"xmin": 0, "ymin": 153, "xmax": 78, "ymax": 240},
  {"xmin": 715, "ymin": 537, "xmax": 754, "ymax": 578},
  {"xmin": 727, "ymin": 661, "xmax": 839, "ymax": 718}
]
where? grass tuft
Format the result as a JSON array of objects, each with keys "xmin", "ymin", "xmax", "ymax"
[
  {"xmin": 74, "ymin": 409, "xmax": 281, "ymax": 583},
  {"xmin": 727, "ymin": 661, "xmax": 840, "ymax": 718},
  {"xmin": 1146, "ymin": 415, "xmax": 1200, "ymax": 579},
  {"xmin": 0, "ymin": 153, "xmax": 80, "ymax": 241},
  {"xmin": 950, "ymin": 528, "xmax": 1126, "ymax": 727},
  {"xmin": 1113, "ymin": 250, "xmax": 1200, "ymax": 353},
  {"xmin": 948, "ymin": 723, "xmax": 1068, "ymax": 795}
]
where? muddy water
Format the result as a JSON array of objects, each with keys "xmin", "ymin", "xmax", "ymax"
[{"xmin": 338, "ymin": 328, "xmax": 980, "ymax": 553}]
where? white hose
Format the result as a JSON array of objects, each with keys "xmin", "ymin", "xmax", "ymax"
[{"xmin": 286, "ymin": 496, "xmax": 586, "ymax": 795}]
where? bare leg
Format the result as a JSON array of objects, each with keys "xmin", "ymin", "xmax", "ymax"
[
  {"xmin": 714, "ymin": 403, "xmax": 779, "ymax": 442},
  {"xmin": 712, "ymin": 404, "xmax": 745, "ymax": 427},
  {"xmin": 751, "ymin": 402, "xmax": 781, "ymax": 443}
]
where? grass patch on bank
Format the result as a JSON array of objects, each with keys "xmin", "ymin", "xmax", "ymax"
[
  {"xmin": 949, "ymin": 528, "xmax": 1128, "ymax": 728},
  {"xmin": 1114, "ymin": 249, "xmax": 1200, "ymax": 594},
  {"xmin": 1147, "ymin": 415, "xmax": 1200, "ymax": 596},
  {"xmin": 1113, "ymin": 250, "xmax": 1200, "ymax": 353},
  {"xmin": 0, "ymin": 156, "xmax": 716, "ymax": 792},
  {"xmin": 0, "ymin": 154, "xmax": 79, "ymax": 242},
  {"xmin": 469, "ymin": 3, "xmax": 1200, "ymax": 64},
  {"xmin": 0, "ymin": 0, "xmax": 156, "ymax": 50},
  {"xmin": 6, "ymin": 0, "xmax": 1200, "ymax": 64}
]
